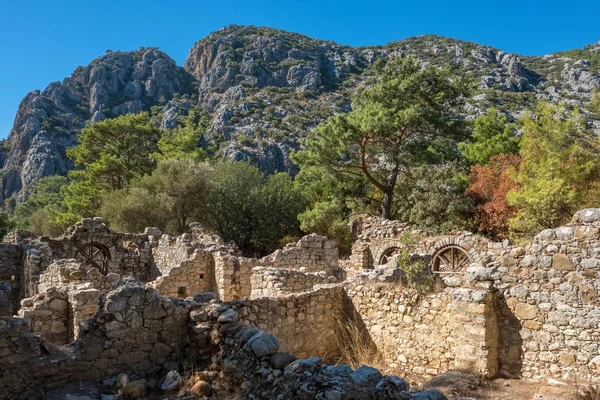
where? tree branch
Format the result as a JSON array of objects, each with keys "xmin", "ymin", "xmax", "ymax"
[{"xmin": 359, "ymin": 137, "xmax": 388, "ymax": 192}]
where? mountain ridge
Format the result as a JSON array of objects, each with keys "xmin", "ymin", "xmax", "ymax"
[{"xmin": 2, "ymin": 25, "xmax": 600, "ymax": 207}]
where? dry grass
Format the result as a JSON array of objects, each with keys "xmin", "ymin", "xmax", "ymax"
[
  {"xmin": 333, "ymin": 310, "xmax": 403, "ymax": 376},
  {"xmin": 334, "ymin": 313, "xmax": 383, "ymax": 370}
]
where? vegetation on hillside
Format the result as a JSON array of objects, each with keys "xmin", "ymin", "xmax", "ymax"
[
  {"xmin": 11, "ymin": 53, "xmax": 600, "ymax": 253},
  {"xmin": 296, "ymin": 56, "xmax": 470, "ymax": 219}
]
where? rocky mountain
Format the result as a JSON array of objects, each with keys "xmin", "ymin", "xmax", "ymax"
[{"xmin": 2, "ymin": 25, "xmax": 600, "ymax": 206}]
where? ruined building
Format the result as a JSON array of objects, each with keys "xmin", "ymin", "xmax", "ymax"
[{"xmin": 2, "ymin": 209, "xmax": 600, "ymax": 398}]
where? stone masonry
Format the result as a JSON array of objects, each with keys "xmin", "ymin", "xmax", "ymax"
[
  {"xmin": 260, "ymin": 233, "xmax": 339, "ymax": 275},
  {"xmin": 250, "ymin": 266, "xmax": 337, "ymax": 298},
  {"xmin": 4, "ymin": 208, "xmax": 600, "ymax": 395}
]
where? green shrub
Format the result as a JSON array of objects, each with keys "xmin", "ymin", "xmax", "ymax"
[{"xmin": 395, "ymin": 233, "xmax": 436, "ymax": 293}]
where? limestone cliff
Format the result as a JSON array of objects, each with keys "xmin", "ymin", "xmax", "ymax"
[
  {"xmin": 2, "ymin": 25, "xmax": 600, "ymax": 206},
  {"xmin": 1, "ymin": 48, "xmax": 192, "ymax": 205}
]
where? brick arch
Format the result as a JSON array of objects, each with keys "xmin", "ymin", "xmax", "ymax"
[
  {"xmin": 378, "ymin": 246, "xmax": 402, "ymax": 266},
  {"xmin": 372, "ymin": 239, "xmax": 403, "ymax": 268}
]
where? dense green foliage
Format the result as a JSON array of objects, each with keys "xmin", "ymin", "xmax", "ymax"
[
  {"xmin": 67, "ymin": 112, "xmax": 161, "ymax": 190},
  {"xmin": 394, "ymin": 233, "xmax": 436, "ymax": 293},
  {"xmin": 203, "ymin": 162, "xmax": 306, "ymax": 256},
  {"xmin": 101, "ymin": 159, "xmax": 212, "ymax": 234},
  {"xmin": 558, "ymin": 48, "xmax": 600, "ymax": 70},
  {"xmin": 459, "ymin": 108, "xmax": 520, "ymax": 165},
  {"xmin": 394, "ymin": 163, "xmax": 474, "ymax": 233},
  {"xmin": 0, "ymin": 211, "xmax": 13, "ymax": 240},
  {"xmin": 590, "ymin": 89, "xmax": 600, "ymax": 117},
  {"xmin": 155, "ymin": 109, "xmax": 210, "ymax": 162},
  {"xmin": 13, "ymin": 176, "xmax": 68, "ymax": 229},
  {"xmin": 13, "ymin": 48, "xmax": 600, "ymax": 253},
  {"xmin": 508, "ymin": 102, "xmax": 600, "ymax": 238},
  {"xmin": 293, "ymin": 162, "xmax": 360, "ymax": 254},
  {"xmin": 99, "ymin": 160, "xmax": 305, "ymax": 256},
  {"xmin": 298, "ymin": 57, "xmax": 470, "ymax": 219},
  {"xmin": 61, "ymin": 113, "xmax": 162, "ymax": 224}
]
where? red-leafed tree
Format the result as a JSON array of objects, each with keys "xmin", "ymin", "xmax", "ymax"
[{"xmin": 466, "ymin": 154, "xmax": 521, "ymax": 239}]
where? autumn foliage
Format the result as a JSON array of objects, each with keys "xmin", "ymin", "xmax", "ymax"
[{"xmin": 466, "ymin": 154, "xmax": 521, "ymax": 239}]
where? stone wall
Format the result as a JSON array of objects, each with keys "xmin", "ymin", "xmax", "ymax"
[
  {"xmin": 238, "ymin": 258, "xmax": 259, "ymax": 298},
  {"xmin": 18, "ymin": 287, "xmax": 70, "ymax": 344},
  {"xmin": 349, "ymin": 217, "xmax": 504, "ymax": 270},
  {"xmin": 349, "ymin": 210, "xmax": 600, "ymax": 382},
  {"xmin": 250, "ymin": 266, "xmax": 336, "ymax": 298},
  {"xmin": 151, "ymin": 233, "xmax": 195, "ymax": 276},
  {"xmin": 480, "ymin": 211, "xmax": 600, "ymax": 381},
  {"xmin": 18, "ymin": 284, "xmax": 102, "ymax": 345},
  {"xmin": 213, "ymin": 253, "xmax": 260, "ymax": 301},
  {"xmin": 5, "ymin": 219, "xmax": 154, "ymax": 301},
  {"xmin": 46, "ymin": 218, "xmax": 155, "ymax": 281},
  {"xmin": 235, "ymin": 287, "xmax": 345, "ymax": 358},
  {"xmin": 0, "ymin": 243, "xmax": 22, "ymax": 307},
  {"xmin": 150, "ymin": 228, "xmax": 253, "ymax": 301},
  {"xmin": 0, "ymin": 283, "xmax": 343, "ymax": 398},
  {"xmin": 21, "ymin": 241, "xmax": 53, "ymax": 300},
  {"xmin": 0, "ymin": 279, "xmax": 199, "ymax": 398},
  {"xmin": 149, "ymin": 249, "xmax": 215, "ymax": 298},
  {"xmin": 1, "ymin": 222, "xmax": 344, "ymax": 311},
  {"xmin": 68, "ymin": 288, "xmax": 101, "ymax": 341},
  {"xmin": 260, "ymin": 234, "xmax": 339, "ymax": 274},
  {"xmin": 0, "ymin": 282, "xmax": 12, "ymax": 316},
  {"xmin": 38, "ymin": 260, "xmax": 120, "ymax": 293},
  {"xmin": 344, "ymin": 282, "xmax": 499, "ymax": 377}
]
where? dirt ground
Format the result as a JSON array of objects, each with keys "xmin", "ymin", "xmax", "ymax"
[
  {"xmin": 458, "ymin": 378, "xmax": 577, "ymax": 400},
  {"xmin": 43, "ymin": 371, "xmax": 588, "ymax": 400},
  {"xmin": 406, "ymin": 370, "xmax": 583, "ymax": 400}
]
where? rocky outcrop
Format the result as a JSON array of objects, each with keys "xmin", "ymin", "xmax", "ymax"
[
  {"xmin": 3, "ymin": 26, "xmax": 600, "ymax": 205},
  {"xmin": 2, "ymin": 48, "xmax": 192, "ymax": 205},
  {"xmin": 184, "ymin": 25, "xmax": 364, "ymax": 93}
]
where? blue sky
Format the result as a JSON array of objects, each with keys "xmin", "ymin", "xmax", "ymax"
[{"xmin": 1, "ymin": 0, "xmax": 599, "ymax": 139}]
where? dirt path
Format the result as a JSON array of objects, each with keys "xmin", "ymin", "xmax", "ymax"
[
  {"xmin": 400, "ymin": 370, "xmax": 580, "ymax": 400},
  {"xmin": 461, "ymin": 379, "xmax": 576, "ymax": 400}
]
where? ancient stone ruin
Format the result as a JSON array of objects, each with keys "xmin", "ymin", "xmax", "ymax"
[{"xmin": 2, "ymin": 209, "xmax": 600, "ymax": 399}]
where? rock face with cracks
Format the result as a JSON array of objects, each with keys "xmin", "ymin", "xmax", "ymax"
[{"xmin": 3, "ymin": 25, "xmax": 600, "ymax": 206}]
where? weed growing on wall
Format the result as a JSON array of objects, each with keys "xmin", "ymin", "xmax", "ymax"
[{"xmin": 395, "ymin": 233, "xmax": 436, "ymax": 293}]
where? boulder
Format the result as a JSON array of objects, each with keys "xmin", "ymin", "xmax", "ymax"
[
  {"xmin": 411, "ymin": 390, "xmax": 448, "ymax": 400},
  {"xmin": 193, "ymin": 292, "xmax": 217, "ymax": 303},
  {"xmin": 323, "ymin": 389, "xmax": 343, "ymax": 400},
  {"xmin": 236, "ymin": 326, "xmax": 261, "ymax": 343},
  {"xmin": 269, "ymin": 352, "xmax": 297, "ymax": 370},
  {"xmin": 161, "ymin": 370, "xmax": 182, "ymax": 391},
  {"xmin": 324, "ymin": 364, "xmax": 353, "ymax": 376},
  {"xmin": 375, "ymin": 376, "xmax": 410, "ymax": 392},
  {"xmin": 572, "ymin": 208, "xmax": 600, "ymax": 223},
  {"xmin": 249, "ymin": 333, "xmax": 279, "ymax": 357},
  {"xmin": 284, "ymin": 357, "xmax": 323, "ymax": 375},
  {"xmin": 217, "ymin": 309, "xmax": 239, "ymax": 323},
  {"xmin": 144, "ymin": 227, "xmax": 162, "ymax": 235},
  {"xmin": 115, "ymin": 373, "xmax": 129, "ymax": 389},
  {"xmin": 423, "ymin": 371, "xmax": 479, "ymax": 396},
  {"xmin": 349, "ymin": 365, "xmax": 382, "ymax": 384},
  {"xmin": 191, "ymin": 380, "xmax": 212, "ymax": 397},
  {"xmin": 121, "ymin": 379, "xmax": 147, "ymax": 399}
]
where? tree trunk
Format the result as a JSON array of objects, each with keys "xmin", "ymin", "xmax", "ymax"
[{"xmin": 382, "ymin": 189, "xmax": 393, "ymax": 219}]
